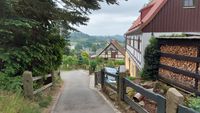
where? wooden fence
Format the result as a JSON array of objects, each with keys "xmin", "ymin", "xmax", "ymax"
[
  {"xmin": 22, "ymin": 71, "xmax": 56, "ymax": 99},
  {"xmin": 95, "ymin": 68, "xmax": 166, "ymax": 113},
  {"xmin": 178, "ymin": 105, "xmax": 199, "ymax": 113}
]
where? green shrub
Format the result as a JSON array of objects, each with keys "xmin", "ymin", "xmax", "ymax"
[
  {"xmin": 140, "ymin": 38, "xmax": 160, "ymax": 80},
  {"xmin": 0, "ymin": 73, "xmax": 22, "ymax": 92},
  {"xmin": 62, "ymin": 55, "xmax": 78, "ymax": 70},
  {"xmin": 90, "ymin": 60, "xmax": 97, "ymax": 72},
  {"xmin": 114, "ymin": 60, "xmax": 125, "ymax": 66},
  {"xmin": 186, "ymin": 97, "xmax": 200, "ymax": 112},
  {"xmin": 0, "ymin": 19, "xmax": 65, "ymax": 77},
  {"xmin": 107, "ymin": 60, "xmax": 115, "ymax": 68}
]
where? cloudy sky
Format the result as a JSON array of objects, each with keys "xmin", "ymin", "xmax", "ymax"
[{"xmin": 74, "ymin": 0, "xmax": 149, "ymax": 36}]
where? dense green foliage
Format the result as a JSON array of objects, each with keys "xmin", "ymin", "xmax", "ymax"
[
  {"xmin": 186, "ymin": 97, "xmax": 200, "ymax": 112},
  {"xmin": 140, "ymin": 38, "xmax": 160, "ymax": 80},
  {"xmin": 89, "ymin": 60, "xmax": 97, "ymax": 72},
  {"xmin": 62, "ymin": 55, "xmax": 79, "ymax": 70}
]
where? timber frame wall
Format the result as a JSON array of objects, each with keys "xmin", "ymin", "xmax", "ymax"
[{"xmin": 158, "ymin": 38, "xmax": 200, "ymax": 95}]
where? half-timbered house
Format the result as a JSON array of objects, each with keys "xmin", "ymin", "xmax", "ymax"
[
  {"xmin": 125, "ymin": 0, "xmax": 200, "ymax": 77},
  {"xmin": 97, "ymin": 40, "xmax": 125, "ymax": 60}
]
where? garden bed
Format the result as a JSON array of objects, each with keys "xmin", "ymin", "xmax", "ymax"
[{"xmin": 126, "ymin": 77, "xmax": 200, "ymax": 113}]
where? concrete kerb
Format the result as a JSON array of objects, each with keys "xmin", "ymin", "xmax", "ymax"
[
  {"xmin": 50, "ymin": 84, "xmax": 65, "ymax": 113},
  {"xmin": 89, "ymin": 74, "xmax": 121, "ymax": 113}
]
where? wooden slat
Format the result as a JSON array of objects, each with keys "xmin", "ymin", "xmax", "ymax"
[
  {"xmin": 32, "ymin": 76, "xmax": 42, "ymax": 81},
  {"xmin": 32, "ymin": 74, "xmax": 52, "ymax": 82},
  {"xmin": 33, "ymin": 83, "xmax": 53, "ymax": 95},
  {"xmin": 104, "ymin": 72, "xmax": 118, "ymax": 78},
  {"xmin": 178, "ymin": 105, "xmax": 199, "ymax": 113},
  {"xmin": 160, "ymin": 64, "xmax": 200, "ymax": 79},
  {"xmin": 124, "ymin": 95, "xmax": 149, "ymax": 113},
  {"xmin": 104, "ymin": 81, "xmax": 118, "ymax": 92},
  {"xmin": 158, "ymin": 75, "xmax": 200, "ymax": 96},
  {"xmin": 124, "ymin": 78, "xmax": 165, "ymax": 102},
  {"xmin": 161, "ymin": 53, "xmax": 200, "ymax": 63},
  {"xmin": 124, "ymin": 78, "xmax": 166, "ymax": 113}
]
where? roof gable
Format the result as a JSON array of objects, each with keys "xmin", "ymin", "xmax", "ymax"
[
  {"xmin": 126, "ymin": 0, "xmax": 167, "ymax": 35},
  {"xmin": 98, "ymin": 40, "xmax": 125, "ymax": 56}
]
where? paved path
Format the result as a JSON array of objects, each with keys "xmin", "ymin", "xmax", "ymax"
[{"xmin": 53, "ymin": 70, "xmax": 116, "ymax": 113}]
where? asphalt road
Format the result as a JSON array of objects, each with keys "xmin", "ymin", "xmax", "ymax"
[{"xmin": 53, "ymin": 70, "xmax": 116, "ymax": 113}]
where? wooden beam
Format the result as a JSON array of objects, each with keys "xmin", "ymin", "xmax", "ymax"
[
  {"xmin": 161, "ymin": 53, "xmax": 200, "ymax": 63},
  {"xmin": 160, "ymin": 64, "xmax": 200, "ymax": 79}
]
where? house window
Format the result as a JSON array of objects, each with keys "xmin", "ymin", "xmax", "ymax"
[
  {"xmin": 138, "ymin": 36, "xmax": 141, "ymax": 51},
  {"xmin": 183, "ymin": 0, "xmax": 195, "ymax": 7},
  {"xmin": 105, "ymin": 51, "xmax": 108, "ymax": 55}
]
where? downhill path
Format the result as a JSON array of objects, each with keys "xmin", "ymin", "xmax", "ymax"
[{"xmin": 53, "ymin": 70, "xmax": 116, "ymax": 113}]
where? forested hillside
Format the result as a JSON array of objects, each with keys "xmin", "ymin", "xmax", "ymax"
[{"xmin": 70, "ymin": 32, "xmax": 125, "ymax": 53}]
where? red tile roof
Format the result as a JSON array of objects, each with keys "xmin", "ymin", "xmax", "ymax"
[{"xmin": 126, "ymin": 0, "xmax": 167, "ymax": 35}]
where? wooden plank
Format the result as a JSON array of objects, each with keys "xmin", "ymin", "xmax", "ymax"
[
  {"xmin": 104, "ymin": 72, "xmax": 118, "ymax": 78},
  {"xmin": 160, "ymin": 53, "xmax": 200, "ymax": 63},
  {"xmin": 160, "ymin": 64, "xmax": 200, "ymax": 79},
  {"xmin": 124, "ymin": 95, "xmax": 149, "ymax": 113},
  {"xmin": 178, "ymin": 105, "xmax": 199, "ymax": 113},
  {"xmin": 124, "ymin": 78, "xmax": 165, "ymax": 102},
  {"xmin": 158, "ymin": 75, "xmax": 200, "ymax": 95},
  {"xmin": 124, "ymin": 78, "xmax": 166, "ymax": 113},
  {"xmin": 159, "ymin": 39, "xmax": 200, "ymax": 47},
  {"xmin": 33, "ymin": 83, "xmax": 53, "ymax": 95},
  {"xmin": 32, "ymin": 76, "xmax": 43, "ymax": 81},
  {"xmin": 32, "ymin": 74, "xmax": 52, "ymax": 82},
  {"xmin": 104, "ymin": 81, "xmax": 118, "ymax": 92}
]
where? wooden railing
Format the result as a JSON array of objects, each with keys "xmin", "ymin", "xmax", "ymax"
[
  {"xmin": 22, "ymin": 71, "xmax": 57, "ymax": 99},
  {"xmin": 123, "ymin": 78, "xmax": 166, "ymax": 113},
  {"xmin": 95, "ymin": 68, "xmax": 166, "ymax": 113},
  {"xmin": 178, "ymin": 105, "xmax": 199, "ymax": 113}
]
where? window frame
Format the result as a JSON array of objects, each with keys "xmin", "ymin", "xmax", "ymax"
[{"xmin": 183, "ymin": 0, "xmax": 196, "ymax": 8}]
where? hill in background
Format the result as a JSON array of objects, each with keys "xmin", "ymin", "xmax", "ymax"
[{"xmin": 69, "ymin": 32, "xmax": 125, "ymax": 54}]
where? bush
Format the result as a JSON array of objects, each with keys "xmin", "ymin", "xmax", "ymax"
[
  {"xmin": 186, "ymin": 97, "xmax": 200, "ymax": 112},
  {"xmin": 0, "ymin": 73, "xmax": 22, "ymax": 92},
  {"xmin": 140, "ymin": 38, "xmax": 160, "ymax": 80},
  {"xmin": 0, "ymin": 19, "xmax": 65, "ymax": 77},
  {"xmin": 114, "ymin": 60, "xmax": 125, "ymax": 66},
  {"xmin": 90, "ymin": 60, "xmax": 97, "ymax": 72},
  {"xmin": 62, "ymin": 55, "xmax": 78, "ymax": 70}
]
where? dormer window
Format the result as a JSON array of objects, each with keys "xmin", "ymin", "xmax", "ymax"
[{"xmin": 183, "ymin": 0, "xmax": 195, "ymax": 7}]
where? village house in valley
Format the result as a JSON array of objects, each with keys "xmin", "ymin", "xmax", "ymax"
[
  {"xmin": 125, "ymin": 0, "xmax": 200, "ymax": 77},
  {"xmin": 97, "ymin": 40, "xmax": 125, "ymax": 60}
]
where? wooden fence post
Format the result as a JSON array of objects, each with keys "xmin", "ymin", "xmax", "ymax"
[
  {"xmin": 94, "ymin": 72, "xmax": 98, "ymax": 86},
  {"xmin": 22, "ymin": 71, "xmax": 34, "ymax": 99},
  {"xmin": 101, "ymin": 68, "xmax": 105, "ymax": 91},
  {"xmin": 118, "ymin": 65, "xmax": 127, "ymax": 101}
]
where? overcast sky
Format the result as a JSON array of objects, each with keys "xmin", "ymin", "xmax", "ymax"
[{"xmin": 74, "ymin": 0, "xmax": 149, "ymax": 36}]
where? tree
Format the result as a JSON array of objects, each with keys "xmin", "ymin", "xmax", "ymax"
[
  {"xmin": 0, "ymin": 0, "xmax": 126, "ymax": 76},
  {"xmin": 140, "ymin": 38, "xmax": 160, "ymax": 80}
]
